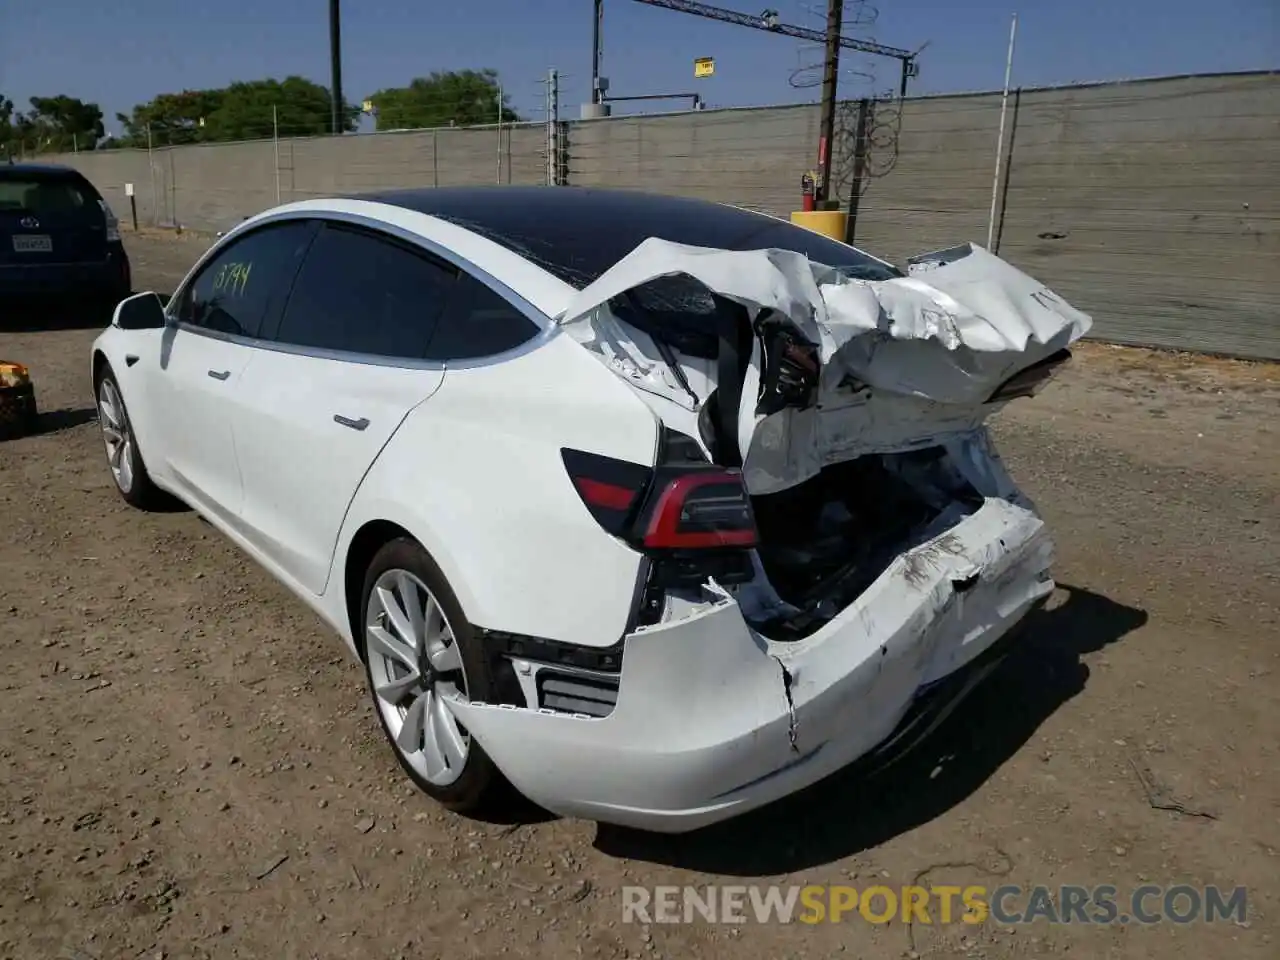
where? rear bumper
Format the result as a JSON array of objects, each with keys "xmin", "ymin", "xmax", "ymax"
[
  {"xmin": 448, "ymin": 496, "xmax": 1054, "ymax": 833},
  {"xmin": 0, "ymin": 249, "xmax": 130, "ymax": 299}
]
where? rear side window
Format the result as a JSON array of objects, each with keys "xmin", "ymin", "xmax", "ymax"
[
  {"xmin": 179, "ymin": 220, "xmax": 315, "ymax": 339},
  {"xmin": 0, "ymin": 173, "xmax": 96, "ymax": 214},
  {"xmin": 272, "ymin": 224, "xmax": 458, "ymax": 359},
  {"xmin": 424, "ymin": 273, "xmax": 540, "ymax": 362}
]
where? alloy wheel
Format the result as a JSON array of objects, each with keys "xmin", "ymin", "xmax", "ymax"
[
  {"xmin": 98, "ymin": 379, "xmax": 134, "ymax": 494},
  {"xmin": 365, "ymin": 569, "xmax": 471, "ymax": 786}
]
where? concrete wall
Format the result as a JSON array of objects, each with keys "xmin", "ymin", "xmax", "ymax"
[
  {"xmin": 46, "ymin": 71, "xmax": 1279, "ymax": 359},
  {"xmin": 56, "ymin": 123, "xmax": 550, "ymax": 234}
]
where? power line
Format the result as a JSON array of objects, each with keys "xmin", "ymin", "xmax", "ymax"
[
  {"xmin": 627, "ymin": 0, "xmax": 913, "ymax": 62},
  {"xmin": 616, "ymin": 0, "xmax": 922, "ymax": 202}
]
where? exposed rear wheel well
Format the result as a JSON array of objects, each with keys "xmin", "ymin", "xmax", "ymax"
[{"xmin": 344, "ymin": 519, "xmax": 415, "ymax": 661}]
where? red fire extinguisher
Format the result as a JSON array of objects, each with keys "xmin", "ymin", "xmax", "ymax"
[{"xmin": 800, "ymin": 170, "xmax": 817, "ymax": 212}]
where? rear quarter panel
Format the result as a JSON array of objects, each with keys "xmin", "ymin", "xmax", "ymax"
[{"xmin": 333, "ymin": 330, "xmax": 662, "ymax": 649}]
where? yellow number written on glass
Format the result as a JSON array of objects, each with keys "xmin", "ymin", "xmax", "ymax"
[{"xmin": 211, "ymin": 261, "xmax": 253, "ymax": 297}]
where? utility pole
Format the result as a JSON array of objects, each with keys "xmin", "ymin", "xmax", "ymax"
[
  {"xmin": 591, "ymin": 0, "xmax": 604, "ymax": 104},
  {"xmin": 816, "ymin": 0, "xmax": 843, "ymax": 205},
  {"xmin": 329, "ymin": 0, "xmax": 343, "ymax": 134},
  {"xmin": 619, "ymin": 0, "xmax": 920, "ymax": 194}
]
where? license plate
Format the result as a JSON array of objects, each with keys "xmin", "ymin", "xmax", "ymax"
[{"xmin": 13, "ymin": 235, "xmax": 52, "ymax": 253}]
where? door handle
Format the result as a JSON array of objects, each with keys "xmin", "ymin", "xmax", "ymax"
[
  {"xmin": 207, "ymin": 369, "xmax": 230, "ymax": 381},
  {"xmin": 333, "ymin": 414, "xmax": 370, "ymax": 431}
]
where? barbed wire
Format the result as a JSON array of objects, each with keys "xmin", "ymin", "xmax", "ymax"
[{"xmin": 787, "ymin": 0, "xmax": 881, "ymax": 92}]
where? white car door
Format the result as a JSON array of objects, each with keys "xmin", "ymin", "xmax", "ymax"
[
  {"xmin": 149, "ymin": 330, "xmax": 251, "ymax": 520},
  {"xmin": 149, "ymin": 219, "xmax": 317, "ymax": 522},
  {"xmin": 231, "ymin": 221, "xmax": 459, "ymax": 595}
]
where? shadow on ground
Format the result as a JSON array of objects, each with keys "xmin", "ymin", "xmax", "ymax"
[
  {"xmin": 1, "ymin": 300, "xmax": 115, "ymax": 332},
  {"xmin": 0, "ymin": 292, "xmax": 172, "ymax": 333},
  {"xmin": 593, "ymin": 583, "xmax": 1147, "ymax": 875},
  {"xmin": 34, "ymin": 407, "xmax": 99, "ymax": 434}
]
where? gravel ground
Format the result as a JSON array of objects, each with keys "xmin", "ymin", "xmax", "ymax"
[{"xmin": 1, "ymin": 232, "xmax": 1277, "ymax": 960}]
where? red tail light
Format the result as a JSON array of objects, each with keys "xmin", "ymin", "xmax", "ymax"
[
  {"xmin": 561, "ymin": 435, "xmax": 759, "ymax": 553},
  {"xmin": 639, "ymin": 471, "xmax": 758, "ymax": 549},
  {"xmin": 560, "ymin": 447, "xmax": 651, "ymax": 538}
]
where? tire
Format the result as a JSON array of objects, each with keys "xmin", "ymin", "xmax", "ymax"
[
  {"xmin": 95, "ymin": 365, "xmax": 165, "ymax": 510},
  {"xmin": 360, "ymin": 537, "xmax": 505, "ymax": 813}
]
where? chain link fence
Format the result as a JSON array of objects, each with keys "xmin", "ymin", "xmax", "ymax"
[{"xmin": 34, "ymin": 71, "xmax": 1280, "ymax": 359}]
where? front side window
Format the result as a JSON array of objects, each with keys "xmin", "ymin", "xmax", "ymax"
[
  {"xmin": 178, "ymin": 220, "xmax": 315, "ymax": 339},
  {"xmin": 272, "ymin": 223, "xmax": 458, "ymax": 359}
]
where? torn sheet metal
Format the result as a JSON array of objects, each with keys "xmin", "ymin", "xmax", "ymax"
[
  {"xmin": 557, "ymin": 237, "xmax": 1091, "ymax": 493},
  {"xmin": 446, "ymin": 496, "xmax": 1054, "ymax": 833},
  {"xmin": 557, "ymin": 237, "xmax": 1094, "ymax": 355}
]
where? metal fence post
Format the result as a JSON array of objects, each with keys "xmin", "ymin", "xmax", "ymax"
[
  {"xmin": 987, "ymin": 13, "xmax": 1018, "ymax": 251},
  {"xmin": 496, "ymin": 81, "xmax": 503, "ymax": 184},
  {"xmin": 546, "ymin": 68, "xmax": 560, "ymax": 185},
  {"xmin": 169, "ymin": 147, "xmax": 177, "ymax": 229},
  {"xmin": 146, "ymin": 123, "xmax": 157, "ymax": 227},
  {"xmin": 844, "ymin": 98, "xmax": 872, "ymax": 245},
  {"xmin": 273, "ymin": 105, "xmax": 281, "ymax": 205}
]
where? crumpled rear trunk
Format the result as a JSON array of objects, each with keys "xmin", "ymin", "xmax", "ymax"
[
  {"xmin": 557, "ymin": 235, "xmax": 1085, "ymax": 639},
  {"xmin": 745, "ymin": 430, "xmax": 1029, "ymax": 639},
  {"xmin": 557, "ymin": 237, "xmax": 1089, "ymax": 496}
]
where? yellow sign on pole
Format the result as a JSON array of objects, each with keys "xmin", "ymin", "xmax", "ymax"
[{"xmin": 694, "ymin": 57, "xmax": 715, "ymax": 78}]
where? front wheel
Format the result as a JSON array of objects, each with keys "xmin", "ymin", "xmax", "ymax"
[
  {"xmin": 96, "ymin": 367, "xmax": 164, "ymax": 509},
  {"xmin": 360, "ymin": 538, "xmax": 505, "ymax": 812}
]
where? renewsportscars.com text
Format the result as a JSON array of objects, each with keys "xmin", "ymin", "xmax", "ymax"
[{"xmin": 621, "ymin": 884, "xmax": 1248, "ymax": 926}]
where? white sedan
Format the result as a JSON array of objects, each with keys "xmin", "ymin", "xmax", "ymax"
[{"xmin": 92, "ymin": 187, "xmax": 1089, "ymax": 833}]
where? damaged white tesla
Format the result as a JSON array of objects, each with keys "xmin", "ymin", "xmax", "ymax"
[{"xmin": 91, "ymin": 187, "xmax": 1089, "ymax": 833}]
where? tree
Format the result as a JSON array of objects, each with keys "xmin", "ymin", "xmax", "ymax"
[
  {"xmin": 3, "ymin": 95, "xmax": 105, "ymax": 153},
  {"xmin": 365, "ymin": 69, "xmax": 520, "ymax": 130},
  {"xmin": 204, "ymin": 76, "xmax": 357, "ymax": 141},
  {"xmin": 0, "ymin": 95, "xmax": 13, "ymax": 156},
  {"xmin": 116, "ymin": 88, "xmax": 225, "ymax": 147},
  {"xmin": 117, "ymin": 77, "xmax": 357, "ymax": 146}
]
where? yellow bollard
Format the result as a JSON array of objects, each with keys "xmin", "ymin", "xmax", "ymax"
[{"xmin": 790, "ymin": 209, "xmax": 849, "ymax": 242}]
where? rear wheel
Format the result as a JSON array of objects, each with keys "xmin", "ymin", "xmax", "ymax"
[
  {"xmin": 96, "ymin": 366, "xmax": 164, "ymax": 509},
  {"xmin": 361, "ymin": 538, "xmax": 503, "ymax": 812}
]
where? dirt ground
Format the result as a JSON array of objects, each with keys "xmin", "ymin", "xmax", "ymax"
[{"xmin": 1, "ymin": 233, "xmax": 1277, "ymax": 960}]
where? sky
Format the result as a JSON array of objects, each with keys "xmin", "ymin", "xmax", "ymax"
[{"xmin": 2, "ymin": 0, "xmax": 1276, "ymax": 134}]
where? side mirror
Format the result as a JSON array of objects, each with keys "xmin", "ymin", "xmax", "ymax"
[{"xmin": 113, "ymin": 291, "xmax": 167, "ymax": 330}]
